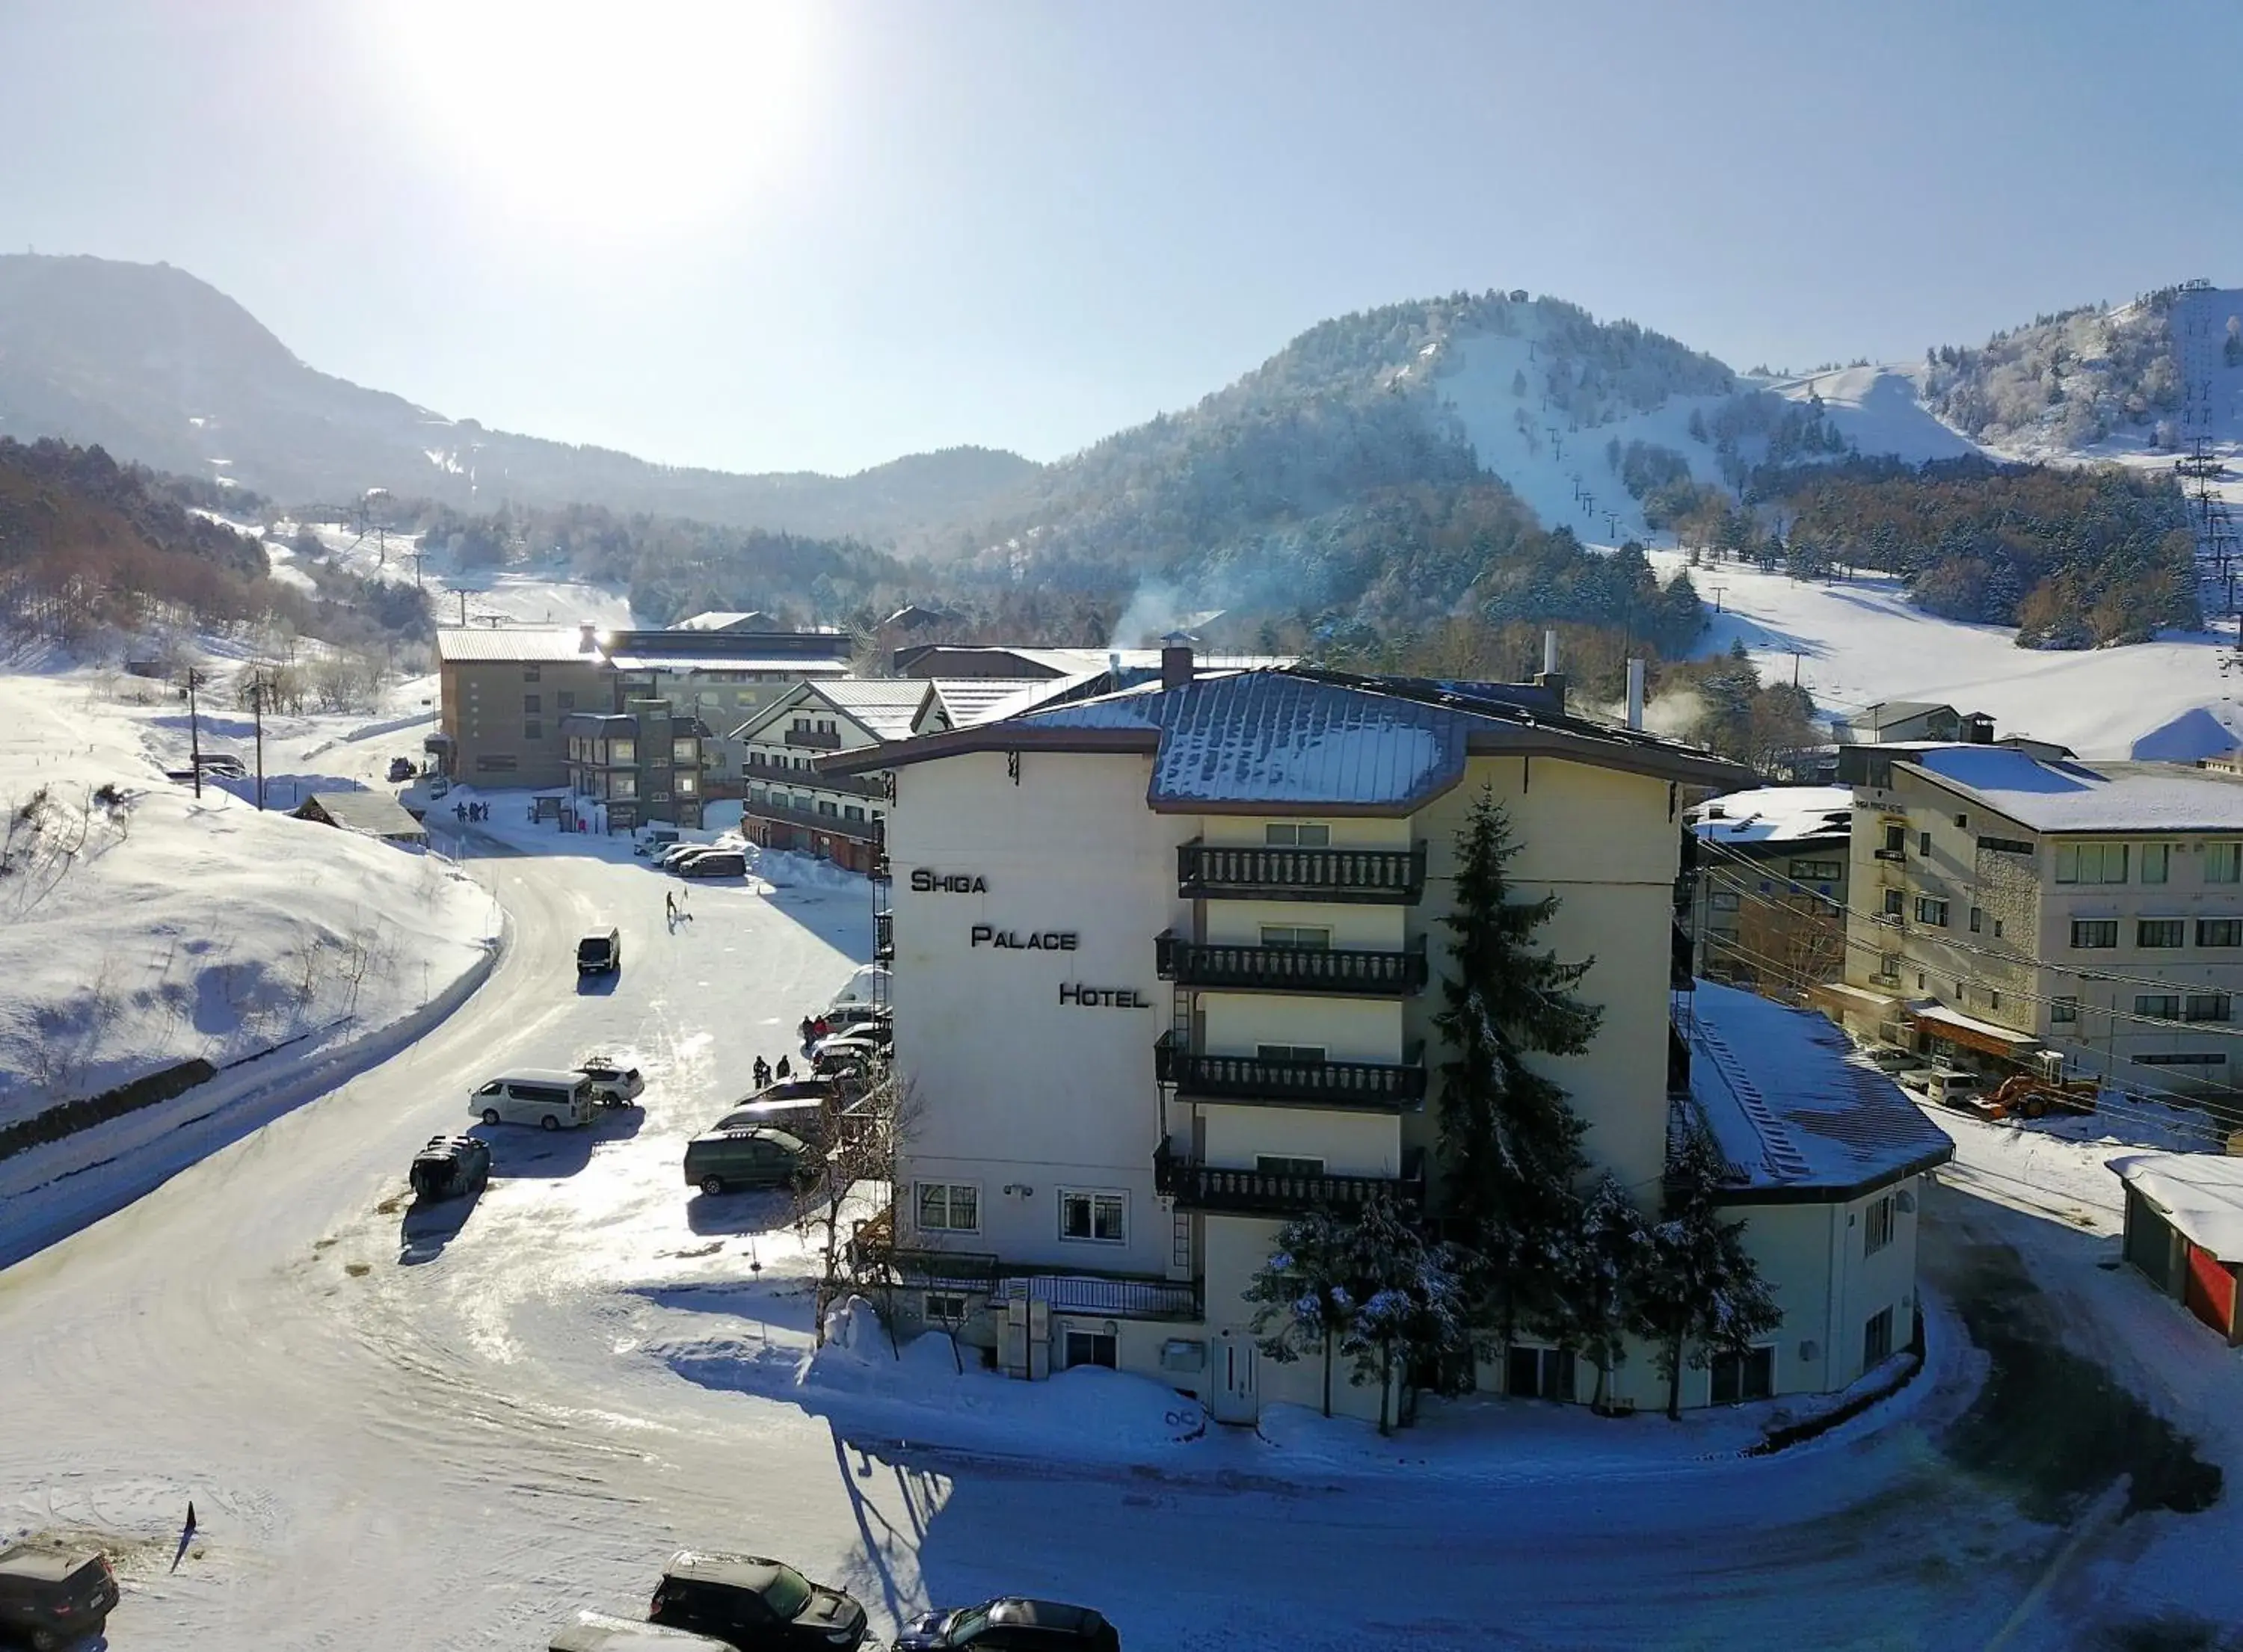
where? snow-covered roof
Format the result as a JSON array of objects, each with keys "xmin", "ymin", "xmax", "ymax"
[
  {"xmin": 436, "ymin": 627, "xmax": 600, "ymax": 664},
  {"xmin": 2109, "ymin": 1153, "xmax": 2243, "ymax": 1265},
  {"xmin": 1684, "ymin": 981, "xmax": 1954, "ymax": 1201},
  {"xmin": 670, "ymin": 610, "xmax": 770, "ymax": 632},
  {"xmin": 807, "ymin": 679, "xmax": 933, "ymax": 742},
  {"xmin": 926, "ymin": 677, "xmax": 1037, "ymax": 727},
  {"xmin": 1687, "ymin": 785, "xmax": 1853, "ymax": 846},
  {"xmin": 828, "ymin": 667, "xmax": 1746, "ymax": 806},
  {"xmin": 606, "ymin": 651, "xmax": 850, "ymax": 675},
  {"xmin": 1907, "ymin": 999, "xmax": 2040, "ymax": 1055},
  {"xmin": 295, "ymin": 791, "xmax": 428, "ymax": 841},
  {"xmin": 1905, "ymin": 748, "xmax": 2243, "ymax": 833}
]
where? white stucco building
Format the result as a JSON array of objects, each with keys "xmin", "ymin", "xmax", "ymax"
[{"xmin": 829, "ymin": 653, "xmax": 1951, "ymax": 1425}]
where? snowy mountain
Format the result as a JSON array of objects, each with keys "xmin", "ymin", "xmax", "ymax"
[{"xmin": 0, "ymin": 254, "xmax": 1039, "ymax": 542}]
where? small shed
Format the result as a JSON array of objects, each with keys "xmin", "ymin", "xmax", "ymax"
[
  {"xmin": 292, "ymin": 790, "xmax": 429, "ymax": 847},
  {"xmin": 2110, "ymin": 1153, "xmax": 2243, "ymax": 1345}
]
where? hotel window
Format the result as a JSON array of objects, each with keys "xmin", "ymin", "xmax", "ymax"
[
  {"xmin": 1708, "ymin": 1346, "xmax": 1773, "ymax": 1405},
  {"xmin": 923, "ymin": 1292, "xmax": 970, "ymax": 1323},
  {"xmin": 1918, "ymin": 830, "xmax": 1932, "ymax": 856},
  {"xmin": 914, "ymin": 1183, "xmax": 979, "ymax": 1233},
  {"xmin": 2054, "ymin": 843, "xmax": 2129, "ymax": 885},
  {"xmin": 2208, "ymin": 842, "xmax": 2243, "ymax": 884},
  {"xmin": 2070, "ymin": 920, "xmax": 2119, "ymax": 949},
  {"xmin": 1788, "ymin": 859, "xmax": 1842, "ymax": 881},
  {"xmin": 1257, "ymin": 1044, "xmax": 1327, "ymax": 1065},
  {"xmin": 843, "ymin": 805, "xmax": 864, "ymax": 822},
  {"xmin": 1062, "ymin": 1331, "xmax": 1119, "ymax": 1370},
  {"xmin": 2135, "ymin": 993, "xmax": 2180, "ymax": 1020},
  {"xmin": 1954, "ymin": 813, "xmax": 1969, "ymax": 829},
  {"xmin": 2137, "ymin": 919, "xmax": 2185, "ymax": 949},
  {"xmin": 2203, "ymin": 919, "xmax": 2243, "ymax": 948},
  {"xmin": 1261, "ymin": 925, "xmax": 1332, "ymax": 949},
  {"xmin": 523, "ymin": 664, "xmax": 541, "ymax": 682},
  {"xmin": 1864, "ymin": 1195, "xmax": 1896, "ymax": 1257},
  {"xmin": 1969, "ymin": 907, "xmax": 1983, "ymax": 934},
  {"xmin": 1059, "ymin": 1189, "xmax": 1127, "ymax": 1245},
  {"xmin": 2142, "ymin": 844, "xmax": 2171, "ymax": 884},
  {"xmin": 1255, "ymin": 1155, "xmax": 1324, "ymax": 1179},
  {"xmin": 1712, "ymin": 890, "xmax": 1743, "ymax": 913},
  {"xmin": 2136, "ymin": 1052, "xmax": 2227, "ymax": 1067},
  {"xmin": 474, "ymin": 753, "xmax": 517, "ymax": 773},
  {"xmin": 817, "ymin": 799, "xmax": 839, "ymax": 816},
  {"xmin": 1264, "ymin": 822, "xmax": 1329, "ymax": 846},
  {"xmin": 1881, "ymin": 889, "xmax": 1904, "ymax": 918},
  {"xmin": 1504, "ymin": 1345, "xmax": 1576, "ymax": 1401},
  {"xmin": 1862, "ymin": 1307, "xmax": 1895, "ymax": 1369},
  {"xmin": 1913, "ymin": 896, "xmax": 1949, "ymax": 927},
  {"xmin": 2187, "ymin": 994, "xmax": 2233, "ymax": 1023},
  {"xmin": 1881, "ymin": 824, "xmax": 1907, "ymax": 854},
  {"xmin": 523, "ymin": 721, "xmax": 542, "ymax": 741},
  {"xmin": 2051, "ymin": 996, "xmax": 2079, "ymax": 1024},
  {"xmin": 676, "ymin": 774, "xmax": 698, "ymax": 796}
]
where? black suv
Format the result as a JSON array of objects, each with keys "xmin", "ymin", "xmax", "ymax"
[
  {"xmin": 578, "ymin": 928, "xmax": 622, "ymax": 976},
  {"xmin": 409, "ymin": 1134, "xmax": 492, "ymax": 1201},
  {"xmin": 893, "ymin": 1599, "xmax": 1119, "ymax": 1651},
  {"xmin": 649, "ymin": 1551, "xmax": 867, "ymax": 1650},
  {"xmin": 0, "ymin": 1541, "xmax": 118, "ymax": 1651}
]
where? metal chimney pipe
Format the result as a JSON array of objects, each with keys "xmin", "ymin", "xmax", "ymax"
[
  {"xmin": 1543, "ymin": 629, "xmax": 1559, "ymax": 676},
  {"xmin": 1625, "ymin": 659, "xmax": 1645, "ymax": 731}
]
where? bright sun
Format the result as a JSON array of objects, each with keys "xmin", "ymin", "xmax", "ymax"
[{"xmin": 371, "ymin": 0, "xmax": 819, "ymax": 236}]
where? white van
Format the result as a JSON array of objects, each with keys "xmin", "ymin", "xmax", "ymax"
[
  {"xmin": 1924, "ymin": 1067, "xmax": 1980, "ymax": 1109},
  {"xmin": 470, "ymin": 1068, "xmax": 597, "ymax": 1131}
]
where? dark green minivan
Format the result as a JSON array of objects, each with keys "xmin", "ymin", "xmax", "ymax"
[{"xmin": 683, "ymin": 1126, "xmax": 810, "ymax": 1196}]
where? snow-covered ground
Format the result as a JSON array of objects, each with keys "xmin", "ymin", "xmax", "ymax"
[
  {"xmin": 1648, "ymin": 552, "xmax": 2239, "ymax": 759},
  {"xmin": 0, "ymin": 656, "xmax": 492, "ymax": 1130}
]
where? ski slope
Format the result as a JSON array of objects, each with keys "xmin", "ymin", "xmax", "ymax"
[{"xmin": 1652, "ymin": 553, "xmax": 2242, "ymax": 759}]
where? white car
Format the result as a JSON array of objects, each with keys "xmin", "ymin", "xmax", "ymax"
[{"xmin": 575, "ymin": 1055, "xmax": 645, "ymax": 1107}]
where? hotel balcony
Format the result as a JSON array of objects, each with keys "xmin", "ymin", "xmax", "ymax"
[
  {"xmin": 1176, "ymin": 839, "xmax": 1426, "ymax": 905},
  {"xmin": 740, "ymin": 755, "xmax": 884, "ymax": 799},
  {"xmin": 874, "ymin": 909, "xmax": 894, "ymax": 962},
  {"xmin": 784, "ymin": 727, "xmax": 844, "ymax": 751},
  {"xmin": 1155, "ymin": 932, "xmax": 1428, "ymax": 996},
  {"xmin": 1154, "ymin": 1032, "xmax": 1427, "ymax": 1112},
  {"xmin": 1153, "ymin": 1140, "xmax": 1426, "ymax": 1216}
]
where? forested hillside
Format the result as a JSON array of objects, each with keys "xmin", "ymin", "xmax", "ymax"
[{"xmin": 0, "ymin": 437, "xmax": 430, "ymax": 650}]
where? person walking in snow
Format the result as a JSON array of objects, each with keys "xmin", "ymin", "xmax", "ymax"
[
  {"xmin": 775, "ymin": 1055, "xmax": 792, "ymax": 1079},
  {"xmin": 798, "ymin": 1015, "xmax": 816, "ymax": 1048},
  {"xmin": 752, "ymin": 1055, "xmax": 772, "ymax": 1089},
  {"xmin": 665, "ymin": 890, "xmax": 677, "ymax": 925}
]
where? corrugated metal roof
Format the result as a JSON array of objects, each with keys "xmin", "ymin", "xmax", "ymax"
[
  {"xmin": 437, "ymin": 628, "xmax": 603, "ymax": 663},
  {"xmin": 295, "ymin": 791, "xmax": 428, "ymax": 839},
  {"xmin": 606, "ymin": 653, "xmax": 850, "ymax": 674},
  {"xmin": 926, "ymin": 678, "xmax": 1031, "ymax": 726},
  {"xmin": 812, "ymin": 679, "xmax": 935, "ymax": 742},
  {"xmin": 1684, "ymin": 981, "xmax": 1953, "ymax": 1197}
]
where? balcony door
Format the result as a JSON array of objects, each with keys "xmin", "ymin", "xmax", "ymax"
[{"xmin": 1210, "ymin": 1328, "xmax": 1259, "ymax": 1426}]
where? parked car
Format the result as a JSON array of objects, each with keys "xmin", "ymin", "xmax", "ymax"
[
  {"xmin": 821, "ymin": 1004, "xmax": 887, "ymax": 1036},
  {"xmin": 578, "ymin": 927, "xmax": 623, "ymax": 976},
  {"xmin": 826, "ymin": 966, "xmax": 889, "ymax": 1011},
  {"xmin": 656, "ymin": 842, "xmax": 710, "ymax": 870},
  {"xmin": 713, "ymin": 1098, "xmax": 828, "ymax": 1143},
  {"xmin": 472, "ymin": 1069, "xmax": 598, "ymax": 1131},
  {"xmin": 409, "ymin": 1133, "xmax": 492, "ymax": 1201},
  {"xmin": 1924, "ymin": 1067, "xmax": 1981, "ymax": 1110},
  {"xmin": 550, "ymin": 1608, "xmax": 736, "ymax": 1651},
  {"xmin": 577, "ymin": 1055, "xmax": 647, "ymax": 1107},
  {"xmin": 684, "ymin": 1127, "xmax": 811, "ymax": 1197},
  {"xmin": 737, "ymin": 1077, "xmax": 840, "ymax": 1108},
  {"xmin": 893, "ymin": 1598, "xmax": 1120, "ymax": 1652},
  {"xmin": 387, "ymin": 755, "xmax": 417, "ymax": 782},
  {"xmin": 810, "ymin": 1037, "xmax": 885, "ymax": 1078},
  {"xmin": 635, "ymin": 823, "xmax": 683, "ymax": 857},
  {"xmin": 648, "ymin": 1552, "xmax": 867, "ymax": 1650},
  {"xmin": 677, "ymin": 850, "xmax": 748, "ymax": 880},
  {"xmin": 0, "ymin": 1541, "xmax": 118, "ymax": 1652},
  {"xmin": 1860, "ymin": 1046, "xmax": 1920, "ymax": 1076}
]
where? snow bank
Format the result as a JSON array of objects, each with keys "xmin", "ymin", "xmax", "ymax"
[{"xmin": 0, "ymin": 666, "xmax": 496, "ymax": 1130}]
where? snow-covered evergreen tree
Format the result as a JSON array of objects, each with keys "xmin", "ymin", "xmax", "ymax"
[
  {"xmin": 1243, "ymin": 1209, "xmax": 1357, "ymax": 1417},
  {"xmin": 1338, "ymin": 1193, "xmax": 1467, "ymax": 1434},
  {"xmin": 1547, "ymin": 1174, "xmax": 1653, "ymax": 1411},
  {"xmin": 1636, "ymin": 1126, "xmax": 1782, "ymax": 1420},
  {"xmin": 1433, "ymin": 789, "xmax": 1602, "ymax": 1346}
]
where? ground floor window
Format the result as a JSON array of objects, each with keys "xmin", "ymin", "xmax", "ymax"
[
  {"xmin": 1709, "ymin": 1345, "xmax": 1774, "ymax": 1404},
  {"xmin": 1862, "ymin": 1306, "xmax": 1895, "ymax": 1369},
  {"xmin": 1505, "ymin": 1344, "xmax": 1575, "ymax": 1401},
  {"xmin": 1059, "ymin": 1188, "xmax": 1126, "ymax": 1244},
  {"xmin": 914, "ymin": 1182, "xmax": 979, "ymax": 1233},
  {"xmin": 473, "ymin": 753, "xmax": 517, "ymax": 774},
  {"xmin": 922, "ymin": 1292, "xmax": 970, "ymax": 1324},
  {"xmin": 1063, "ymin": 1330, "xmax": 1117, "ymax": 1370}
]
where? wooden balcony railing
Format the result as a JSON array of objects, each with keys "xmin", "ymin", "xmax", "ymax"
[
  {"xmin": 1154, "ymin": 1032, "xmax": 1427, "ymax": 1111},
  {"xmin": 1177, "ymin": 839, "xmax": 1426, "ymax": 904},
  {"xmin": 1156, "ymin": 932, "xmax": 1427, "ymax": 996}
]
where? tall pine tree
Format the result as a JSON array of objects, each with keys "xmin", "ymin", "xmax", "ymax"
[
  {"xmin": 1338, "ymin": 1193, "xmax": 1467, "ymax": 1435},
  {"xmin": 1243, "ymin": 1209, "xmax": 1358, "ymax": 1418},
  {"xmin": 1433, "ymin": 788, "xmax": 1602, "ymax": 1346},
  {"xmin": 1548, "ymin": 1173, "xmax": 1654, "ymax": 1412},
  {"xmin": 1637, "ymin": 1126, "xmax": 1783, "ymax": 1420}
]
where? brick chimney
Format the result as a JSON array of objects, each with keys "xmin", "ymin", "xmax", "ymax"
[{"xmin": 1160, "ymin": 632, "xmax": 1195, "ymax": 691}]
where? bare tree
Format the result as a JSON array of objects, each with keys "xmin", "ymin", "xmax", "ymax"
[{"xmin": 793, "ymin": 1061, "xmax": 920, "ymax": 1347}]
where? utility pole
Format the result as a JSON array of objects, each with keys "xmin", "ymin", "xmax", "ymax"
[
  {"xmin": 185, "ymin": 669, "xmax": 204, "ymax": 800},
  {"xmin": 1791, "ymin": 647, "xmax": 1804, "ymax": 687},
  {"xmin": 250, "ymin": 673, "xmax": 267, "ymax": 810},
  {"xmin": 1709, "ymin": 583, "xmax": 1727, "ymax": 614},
  {"xmin": 446, "ymin": 587, "xmax": 469, "ymax": 626}
]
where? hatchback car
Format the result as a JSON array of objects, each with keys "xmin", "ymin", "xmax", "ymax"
[
  {"xmin": 387, "ymin": 755, "xmax": 417, "ymax": 782},
  {"xmin": 648, "ymin": 1551, "xmax": 867, "ymax": 1650},
  {"xmin": 409, "ymin": 1134, "xmax": 492, "ymax": 1202},
  {"xmin": 683, "ymin": 1127, "xmax": 810, "ymax": 1197},
  {"xmin": 0, "ymin": 1541, "xmax": 119, "ymax": 1651},
  {"xmin": 577, "ymin": 1055, "xmax": 647, "ymax": 1107},
  {"xmin": 893, "ymin": 1598, "xmax": 1120, "ymax": 1651}
]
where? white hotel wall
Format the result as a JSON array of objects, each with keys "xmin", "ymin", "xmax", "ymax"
[{"xmin": 887, "ymin": 750, "xmax": 1187, "ymax": 1276}]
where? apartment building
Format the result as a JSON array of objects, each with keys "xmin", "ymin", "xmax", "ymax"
[
  {"xmin": 434, "ymin": 628, "xmax": 612, "ymax": 789},
  {"xmin": 1687, "ymin": 785, "xmax": 1852, "ymax": 997},
  {"xmin": 561, "ymin": 702, "xmax": 707, "ymax": 830},
  {"xmin": 825, "ymin": 653, "xmax": 1945, "ymax": 1425},
  {"xmin": 604, "ymin": 628, "xmax": 852, "ymax": 792},
  {"xmin": 1839, "ymin": 742, "xmax": 2243, "ymax": 1097}
]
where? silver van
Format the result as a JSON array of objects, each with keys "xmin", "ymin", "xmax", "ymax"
[
  {"xmin": 471, "ymin": 1068, "xmax": 597, "ymax": 1131},
  {"xmin": 548, "ymin": 1609, "xmax": 733, "ymax": 1651},
  {"xmin": 1924, "ymin": 1067, "xmax": 1980, "ymax": 1109}
]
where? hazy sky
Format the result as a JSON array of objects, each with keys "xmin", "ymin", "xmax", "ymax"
[{"xmin": 4, "ymin": 1, "xmax": 2239, "ymax": 476}]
